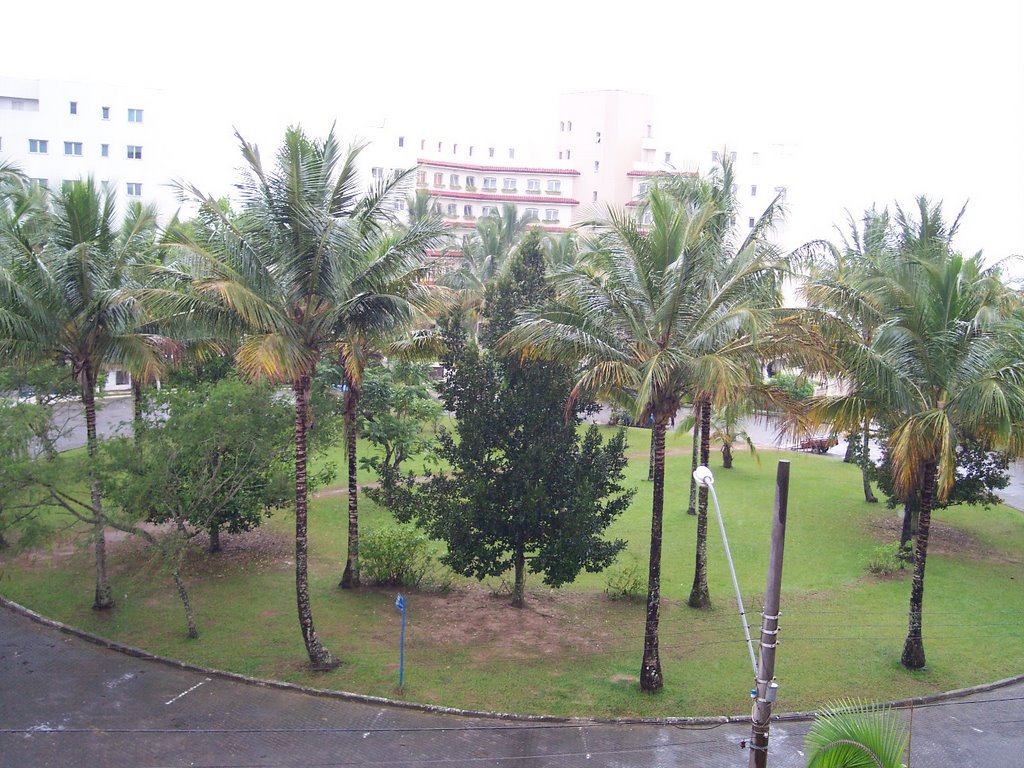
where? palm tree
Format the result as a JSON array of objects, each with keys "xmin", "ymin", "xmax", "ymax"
[
  {"xmin": 680, "ymin": 404, "xmax": 759, "ymax": 469},
  {"xmin": 0, "ymin": 177, "xmax": 165, "ymax": 610},
  {"xmin": 506, "ymin": 184, "xmax": 791, "ymax": 691},
  {"xmin": 804, "ymin": 700, "xmax": 908, "ymax": 768},
  {"xmin": 157, "ymin": 127, "xmax": 444, "ymax": 668},
  {"xmin": 807, "ymin": 197, "xmax": 1024, "ymax": 669}
]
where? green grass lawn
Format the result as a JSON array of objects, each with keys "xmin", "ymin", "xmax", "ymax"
[{"xmin": 2, "ymin": 426, "xmax": 1022, "ymax": 718}]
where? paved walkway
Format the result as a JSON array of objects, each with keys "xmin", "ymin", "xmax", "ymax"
[{"xmin": 1, "ymin": 606, "xmax": 1021, "ymax": 767}]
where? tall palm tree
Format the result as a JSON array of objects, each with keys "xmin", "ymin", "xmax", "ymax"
[
  {"xmin": 0, "ymin": 177, "xmax": 165, "ymax": 610},
  {"xmin": 157, "ymin": 127, "xmax": 444, "ymax": 667},
  {"xmin": 506, "ymin": 184, "xmax": 791, "ymax": 691},
  {"xmin": 808, "ymin": 197, "xmax": 1024, "ymax": 669}
]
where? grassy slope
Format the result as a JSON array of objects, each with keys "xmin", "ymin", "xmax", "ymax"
[{"xmin": 2, "ymin": 425, "xmax": 1022, "ymax": 718}]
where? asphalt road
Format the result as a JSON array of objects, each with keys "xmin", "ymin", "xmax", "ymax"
[{"xmin": 1, "ymin": 605, "xmax": 1022, "ymax": 768}]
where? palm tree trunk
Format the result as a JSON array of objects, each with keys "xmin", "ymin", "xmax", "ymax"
[
  {"xmin": 687, "ymin": 408, "xmax": 699, "ymax": 516},
  {"xmin": 688, "ymin": 398, "xmax": 712, "ymax": 609},
  {"xmin": 647, "ymin": 428, "xmax": 656, "ymax": 481},
  {"xmin": 843, "ymin": 432, "xmax": 856, "ymax": 463},
  {"xmin": 901, "ymin": 461, "xmax": 936, "ymax": 669},
  {"xmin": 861, "ymin": 419, "xmax": 877, "ymax": 503},
  {"xmin": 83, "ymin": 366, "xmax": 113, "ymax": 611},
  {"xmin": 132, "ymin": 377, "xmax": 144, "ymax": 429},
  {"xmin": 722, "ymin": 443, "xmax": 733, "ymax": 469},
  {"xmin": 640, "ymin": 412, "xmax": 668, "ymax": 692},
  {"xmin": 899, "ymin": 493, "xmax": 920, "ymax": 551},
  {"xmin": 292, "ymin": 375, "xmax": 338, "ymax": 670},
  {"xmin": 340, "ymin": 382, "xmax": 360, "ymax": 589}
]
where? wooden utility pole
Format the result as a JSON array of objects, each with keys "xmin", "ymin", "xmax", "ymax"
[{"xmin": 749, "ymin": 460, "xmax": 790, "ymax": 768}]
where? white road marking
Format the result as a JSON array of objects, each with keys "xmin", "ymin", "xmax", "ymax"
[
  {"xmin": 105, "ymin": 672, "xmax": 135, "ymax": 689},
  {"xmin": 165, "ymin": 678, "xmax": 210, "ymax": 705},
  {"xmin": 972, "ymin": 727, "xmax": 984, "ymax": 733}
]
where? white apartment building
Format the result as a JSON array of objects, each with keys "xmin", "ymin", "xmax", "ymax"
[{"xmin": 0, "ymin": 76, "xmax": 177, "ymax": 221}]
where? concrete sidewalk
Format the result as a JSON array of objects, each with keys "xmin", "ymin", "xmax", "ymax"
[{"xmin": 2, "ymin": 605, "xmax": 1021, "ymax": 767}]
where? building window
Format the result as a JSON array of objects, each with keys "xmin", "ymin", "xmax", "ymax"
[
  {"xmin": 416, "ymin": 170, "xmax": 426, "ymax": 185},
  {"xmin": 69, "ymin": 101, "xmax": 78, "ymax": 115},
  {"xmin": 420, "ymin": 139, "xmax": 426, "ymax": 150},
  {"xmin": 647, "ymin": 124, "xmax": 652, "ymax": 138},
  {"xmin": 64, "ymin": 141, "xmax": 83, "ymax": 156},
  {"xmin": 371, "ymin": 167, "xmax": 384, "ymax": 179},
  {"xmin": 128, "ymin": 108, "xmax": 143, "ymax": 123},
  {"xmin": 544, "ymin": 209, "xmax": 559, "ymax": 221},
  {"xmin": 29, "ymin": 139, "xmax": 48, "ymax": 154},
  {"xmin": 546, "ymin": 179, "xmax": 561, "ymax": 193},
  {"xmin": 468, "ymin": 146, "xmax": 474, "ymax": 157},
  {"xmin": 437, "ymin": 141, "xmax": 443, "ymax": 152},
  {"xmin": 638, "ymin": 182, "xmax": 649, "ymax": 195},
  {"xmin": 482, "ymin": 206, "xmax": 498, "ymax": 218},
  {"xmin": 431, "ymin": 202, "xmax": 441, "ymax": 215},
  {"xmin": 592, "ymin": 191, "xmax": 598, "ymax": 202},
  {"xmin": 595, "ymin": 131, "xmax": 601, "ymax": 143},
  {"xmin": 730, "ymin": 151, "xmax": 737, "ymax": 162},
  {"xmin": 127, "ymin": 145, "xmax": 143, "ymax": 160},
  {"xmin": 464, "ymin": 204, "xmax": 473, "ymax": 217},
  {"xmin": 453, "ymin": 143, "xmax": 458, "ymax": 154},
  {"xmin": 712, "ymin": 150, "xmax": 721, "ymax": 162},
  {"xmin": 527, "ymin": 178, "xmax": 540, "ymax": 193},
  {"xmin": 502, "ymin": 178, "xmax": 516, "ymax": 191},
  {"xmin": 488, "ymin": 147, "xmax": 495, "ymax": 158},
  {"xmin": 101, "ymin": 143, "xmax": 109, "ymax": 157},
  {"xmin": 393, "ymin": 199, "xmax": 406, "ymax": 211},
  {"xmin": 558, "ymin": 151, "xmax": 563, "ymax": 160},
  {"xmin": 101, "ymin": 180, "xmax": 111, "ymax": 192},
  {"xmin": 449, "ymin": 173, "xmax": 460, "ymax": 187},
  {"xmin": 560, "ymin": 121, "xmax": 564, "ymax": 132},
  {"xmin": 664, "ymin": 151, "xmax": 671, "ymax": 164},
  {"xmin": 525, "ymin": 208, "xmax": 539, "ymax": 219},
  {"xmin": 433, "ymin": 172, "xmax": 443, "ymax": 186},
  {"xmin": 446, "ymin": 203, "xmax": 457, "ymax": 217},
  {"xmin": 102, "ymin": 106, "xmax": 110, "ymax": 120},
  {"xmin": 748, "ymin": 217, "xmax": 755, "ymax": 227},
  {"xmin": 567, "ymin": 121, "xmax": 572, "ymax": 131},
  {"xmin": 126, "ymin": 182, "xmax": 142, "ymax": 197},
  {"xmin": 115, "ymin": 370, "xmax": 130, "ymax": 386},
  {"xmin": 508, "ymin": 148, "xmax": 514, "ymax": 159},
  {"xmin": 465, "ymin": 175, "xmax": 475, "ymax": 189},
  {"xmin": 398, "ymin": 136, "xmax": 404, "ymax": 147},
  {"xmin": 641, "ymin": 211, "xmax": 653, "ymax": 226},
  {"xmin": 566, "ymin": 150, "xmax": 571, "ymax": 160},
  {"xmin": 483, "ymin": 177, "xmax": 497, "ymax": 190},
  {"xmin": 593, "ymin": 161, "xmax": 599, "ymax": 172},
  {"xmin": 750, "ymin": 185, "xmax": 757, "ymax": 196}
]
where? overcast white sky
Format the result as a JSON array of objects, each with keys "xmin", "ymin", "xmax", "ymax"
[{"xmin": 5, "ymin": 0, "xmax": 1022, "ymax": 262}]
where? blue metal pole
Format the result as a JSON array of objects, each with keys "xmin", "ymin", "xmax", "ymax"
[{"xmin": 395, "ymin": 594, "xmax": 406, "ymax": 690}]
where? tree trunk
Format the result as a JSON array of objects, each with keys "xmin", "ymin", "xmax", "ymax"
[
  {"xmin": 688, "ymin": 398, "xmax": 712, "ymax": 609},
  {"xmin": 647, "ymin": 427, "xmax": 656, "ymax": 481},
  {"xmin": 171, "ymin": 535, "xmax": 198, "ymax": 639},
  {"xmin": 340, "ymin": 381, "xmax": 361, "ymax": 589},
  {"xmin": 901, "ymin": 460, "xmax": 937, "ymax": 669},
  {"xmin": 686, "ymin": 408, "xmax": 700, "ymax": 516},
  {"xmin": 843, "ymin": 432, "xmax": 856, "ymax": 463},
  {"xmin": 512, "ymin": 545, "xmax": 526, "ymax": 608},
  {"xmin": 132, "ymin": 377, "xmax": 144, "ymax": 431},
  {"xmin": 292, "ymin": 376, "xmax": 338, "ymax": 670},
  {"xmin": 640, "ymin": 412, "xmax": 667, "ymax": 692},
  {"xmin": 899, "ymin": 493, "xmax": 920, "ymax": 551},
  {"xmin": 861, "ymin": 419, "xmax": 877, "ymax": 503},
  {"xmin": 83, "ymin": 366, "xmax": 113, "ymax": 611},
  {"xmin": 722, "ymin": 443, "xmax": 733, "ymax": 469},
  {"xmin": 208, "ymin": 523, "xmax": 221, "ymax": 554}
]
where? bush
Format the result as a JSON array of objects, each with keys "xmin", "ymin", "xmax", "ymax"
[
  {"xmin": 360, "ymin": 524, "xmax": 432, "ymax": 588},
  {"xmin": 865, "ymin": 543, "xmax": 907, "ymax": 576},
  {"xmin": 769, "ymin": 372, "xmax": 815, "ymax": 401},
  {"xmin": 604, "ymin": 557, "xmax": 646, "ymax": 600}
]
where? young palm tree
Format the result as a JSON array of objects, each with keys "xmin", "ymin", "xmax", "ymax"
[
  {"xmin": 157, "ymin": 127, "xmax": 444, "ymax": 667},
  {"xmin": 804, "ymin": 700, "xmax": 908, "ymax": 768},
  {"xmin": 0, "ymin": 178, "xmax": 164, "ymax": 610},
  {"xmin": 808, "ymin": 197, "xmax": 1024, "ymax": 669},
  {"xmin": 506, "ymin": 185, "xmax": 791, "ymax": 691}
]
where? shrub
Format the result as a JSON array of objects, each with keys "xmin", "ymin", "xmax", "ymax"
[
  {"xmin": 865, "ymin": 543, "xmax": 906, "ymax": 576},
  {"xmin": 360, "ymin": 525, "xmax": 432, "ymax": 588},
  {"xmin": 769, "ymin": 372, "xmax": 815, "ymax": 400},
  {"xmin": 604, "ymin": 557, "xmax": 646, "ymax": 600}
]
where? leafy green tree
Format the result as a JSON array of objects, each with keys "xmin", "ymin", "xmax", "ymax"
[
  {"xmin": 0, "ymin": 177, "xmax": 166, "ymax": 610},
  {"xmin": 507, "ymin": 183, "xmax": 796, "ymax": 690},
  {"xmin": 804, "ymin": 700, "xmax": 908, "ymax": 768},
  {"xmin": 806, "ymin": 197, "xmax": 1024, "ymax": 669},
  {"xmin": 103, "ymin": 378, "xmax": 295, "ymax": 636},
  {"xmin": 0, "ymin": 398, "xmax": 54, "ymax": 549},
  {"xmin": 390, "ymin": 235, "xmax": 633, "ymax": 607},
  {"xmin": 155, "ymin": 127, "xmax": 444, "ymax": 668}
]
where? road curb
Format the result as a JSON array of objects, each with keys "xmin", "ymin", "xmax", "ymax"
[{"xmin": 3, "ymin": 595, "xmax": 1022, "ymax": 725}]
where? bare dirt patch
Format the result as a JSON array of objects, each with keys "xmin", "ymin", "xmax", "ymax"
[
  {"xmin": 869, "ymin": 513, "xmax": 1021, "ymax": 563},
  {"xmin": 392, "ymin": 585, "xmax": 631, "ymax": 664}
]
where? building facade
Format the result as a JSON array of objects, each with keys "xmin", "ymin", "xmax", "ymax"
[{"xmin": 0, "ymin": 76, "xmax": 177, "ymax": 221}]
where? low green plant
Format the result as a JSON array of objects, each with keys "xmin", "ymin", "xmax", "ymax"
[
  {"xmin": 865, "ymin": 543, "xmax": 906, "ymax": 576},
  {"xmin": 359, "ymin": 524, "xmax": 432, "ymax": 588},
  {"xmin": 769, "ymin": 372, "xmax": 815, "ymax": 400},
  {"xmin": 604, "ymin": 556, "xmax": 645, "ymax": 601},
  {"xmin": 805, "ymin": 699, "xmax": 908, "ymax": 768}
]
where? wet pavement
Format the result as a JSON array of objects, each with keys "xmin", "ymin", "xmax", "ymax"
[{"xmin": 1, "ymin": 605, "xmax": 1022, "ymax": 768}]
